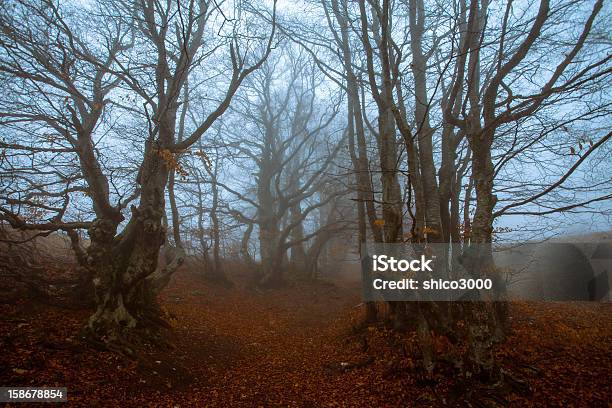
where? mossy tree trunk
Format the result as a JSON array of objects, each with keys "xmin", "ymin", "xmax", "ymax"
[{"xmin": 83, "ymin": 143, "xmax": 173, "ymax": 349}]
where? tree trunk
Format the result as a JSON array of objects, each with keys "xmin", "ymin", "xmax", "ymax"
[
  {"xmin": 408, "ymin": 0, "xmax": 443, "ymax": 243},
  {"xmin": 330, "ymin": 0, "xmax": 382, "ymax": 243},
  {"xmin": 358, "ymin": 0, "xmax": 403, "ymax": 244},
  {"xmin": 205, "ymin": 171, "xmax": 230, "ymax": 285},
  {"xmin": 84, "ymin": 143, "xmax": 171, "ymax": 351},
  {"xmin": 258, "ymin": 216, "xmax": 283, "ymax": 287},
  {"xmin": 288, "ymin": 203, "xmax": 307, "ymax": 275},
  {"xmin": 377, "ymin": 4, "xmax": 403, "ymax": 244},
  {"xmin": 346, "ymin": 93, "xmax": 378, "ymax": 323}
]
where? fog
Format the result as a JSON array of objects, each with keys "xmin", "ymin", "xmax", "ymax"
[{"xmin": 0, "ymin": 0, "xmax": 611, "ymax": 405}]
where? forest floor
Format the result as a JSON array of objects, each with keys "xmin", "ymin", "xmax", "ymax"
[{"xmin": 0, "ymin": 266, "xmax": 611, "ymax": 407}]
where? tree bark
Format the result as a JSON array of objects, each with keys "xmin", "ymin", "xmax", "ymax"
[{"xmin": 85, "ymin": 143, "xmax": 170, "ymax": 349}]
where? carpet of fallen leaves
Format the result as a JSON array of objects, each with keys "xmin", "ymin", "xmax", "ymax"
[{"xmin": 0, "ymin": 267, "xmax": 611, "ymax": 407}]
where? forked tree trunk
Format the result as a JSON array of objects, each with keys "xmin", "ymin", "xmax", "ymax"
[{"xmin": 83, "ymin": 146, "xmax": 172, "ymax": 350}]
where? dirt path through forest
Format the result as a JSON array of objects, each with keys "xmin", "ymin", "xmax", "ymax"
[{"xmin": 159, "ymin": 270, "xmax": 367, "ymax": 406}]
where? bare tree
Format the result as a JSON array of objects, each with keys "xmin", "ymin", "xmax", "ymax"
[
  {"xmin": 216, "ymin": 49, "xmax": 348, "ymax": 287},
  {"xmin": 0, "ymin": 0, "xmax": 277, "ymax": 351}
]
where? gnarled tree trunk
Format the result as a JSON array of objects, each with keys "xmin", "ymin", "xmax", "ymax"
[{"xmin": 84, "ymin": 145, "xmax": 172, "ymax": 350}]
